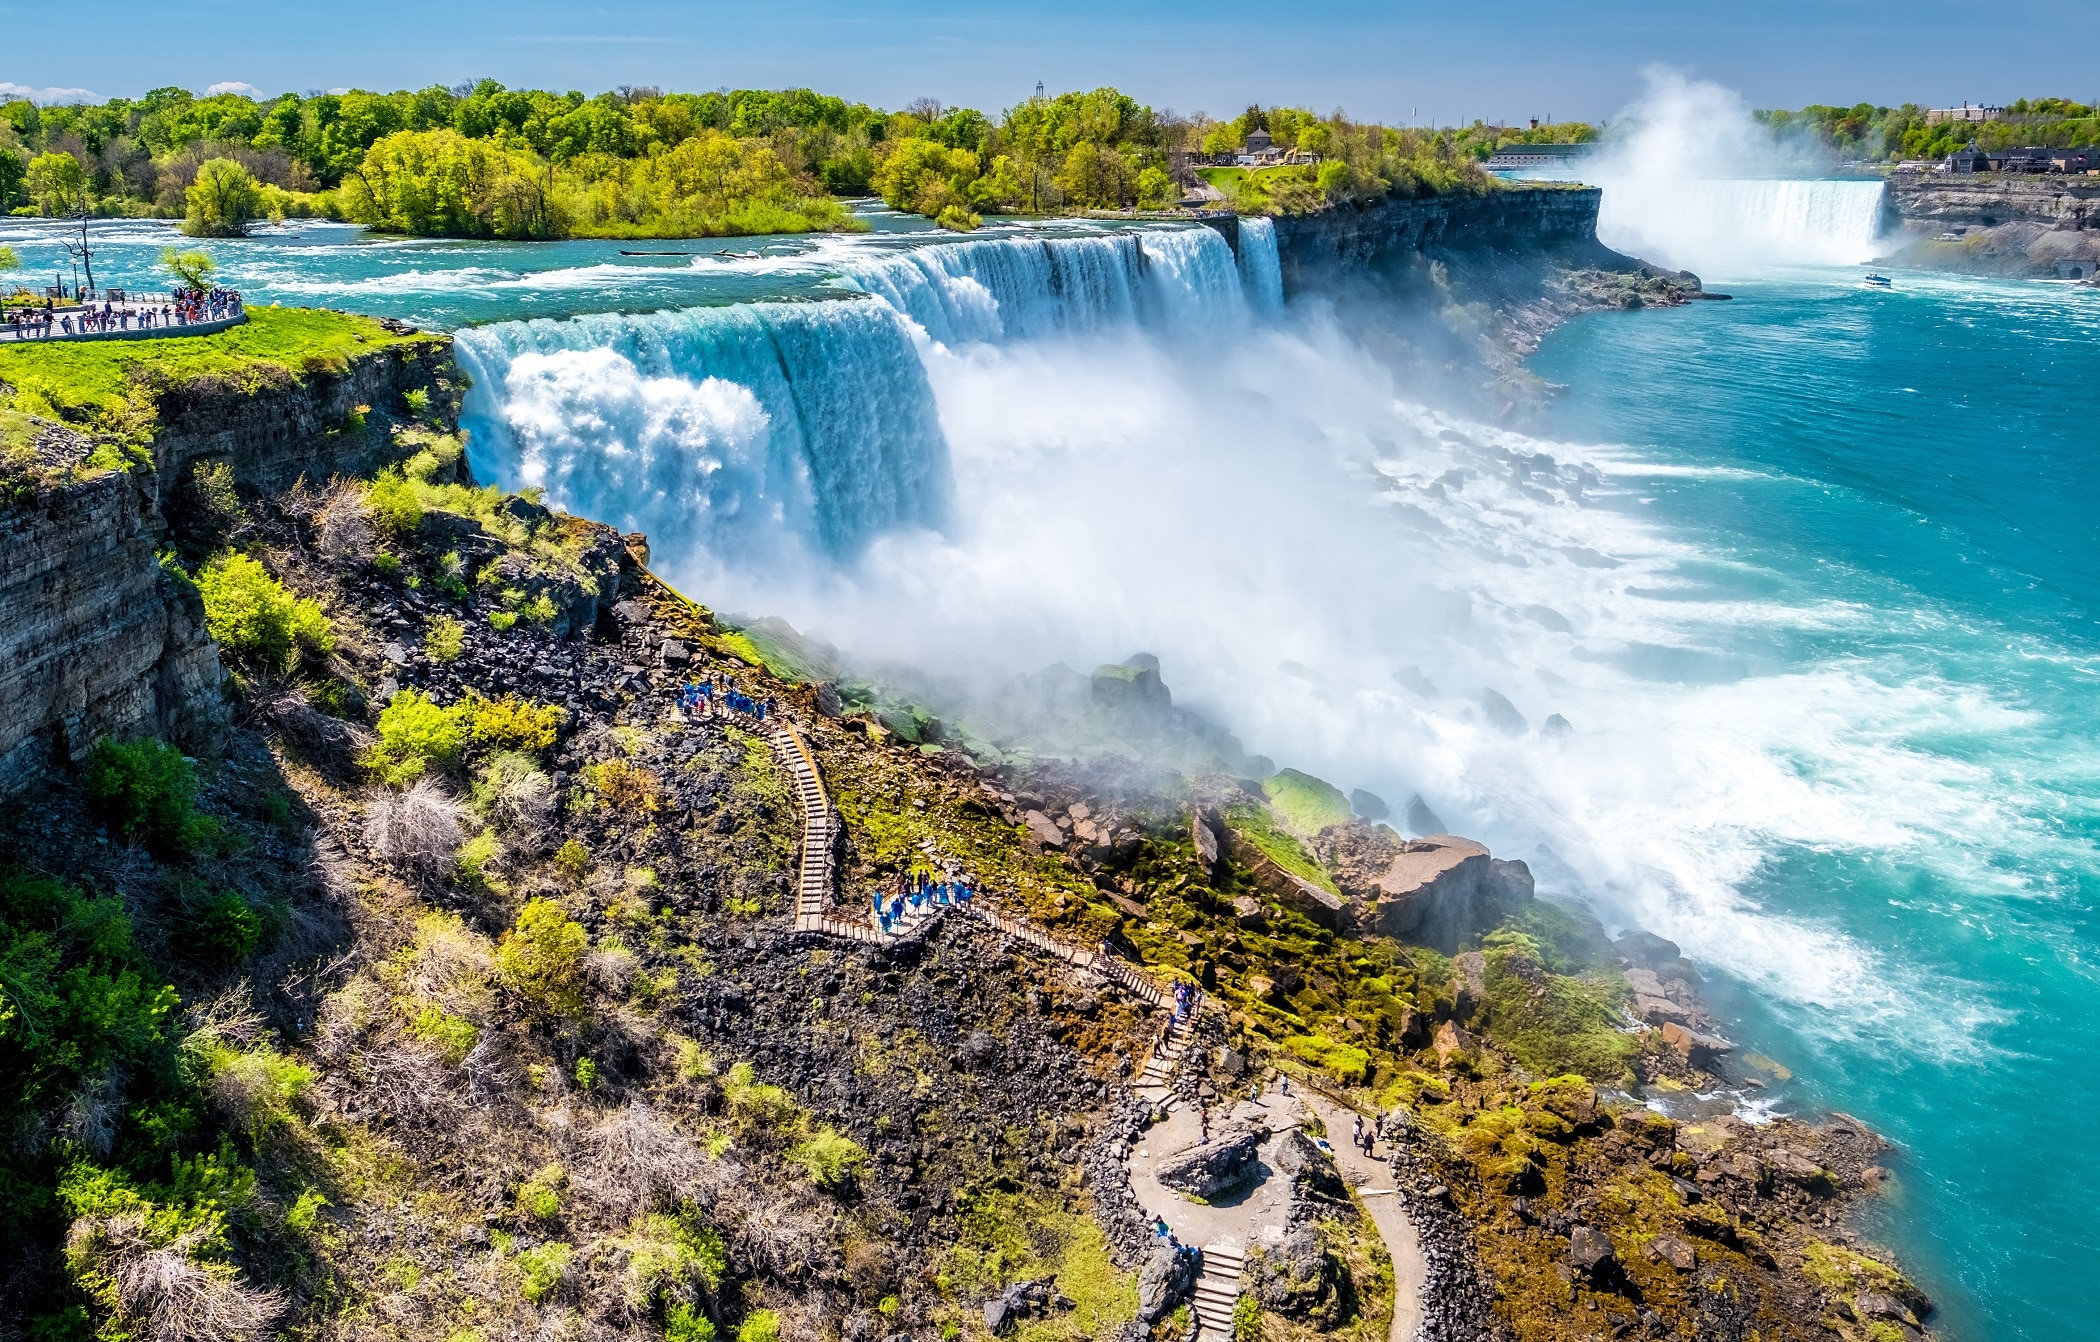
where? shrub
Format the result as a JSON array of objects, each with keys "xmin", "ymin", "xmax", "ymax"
[
  {"xmin": 666, "ymin": 1302, "xmax": 717, "ymax": 1342},
  {"xmin": 406, "ymin": 1005, "xmax": 479, "ymax": 1063},
  {"xmin": 1233, "ymin": 1291, "xmax": 1264, "ymax": 1341},
  {"xmin": 466, "ymin": 693, "xmax": 564, "ymax": 753},
  {"xmin": 521, "ymin": 593, "xmax": 560, "ymax": 625},
  {"xmin": 179, "ymin": 890, "xmax": 263, "ymax": 966},
  {"xmin": 672, "ymin": 1036, "xmax": 715, "ymax": 1081},
  {"xmin": 193, "ymin": 1041, "xmax": 315, "ymax": 1138},
  {"xmin": 315, "ymin": 483, "xmax": 374, "ymax": 560},
  {"xmin": 82, "ymin": 738, "xmax": 208, "ymax": 856},
  {"xmin": 366, "ymin": 468, "xmax": 424, "ymax": 536},
  {"xmin": 515, "ymin": 1240, "xmax": 572, "ymax": 1304},
  {"xmin": 424, "ymin": 615, "xmax": 466, "ymax": 663},
  {"xmin": 362, "ymin": 689, "xmax": 467, "ymax": 784},
  {"xmin": 495, "ymin": 898, "xmax": 588, "ymax": 1014},
  {"xmin": 403, "ymin": 387, "xmax": 432, "ymax": 417},
  {"xmin": 621, "ymin": 1206, "xmax": 727, "ymax": 1314},
  {"xmin": 480, "ymin": 753, "xmax": 556, "ymax": 833},
  {"xmin": 516, "ymin": 1162, "xmax": 564, "ymax": 1220},
  {"xmin": 456, "ymin": 827, "xmax": 504, "ymax": 890},
  {"xmin": 736, "ymin": 1311, "xmax": 781, "ymax": 1342},
  {"xmin": 488, "ymin": 610, "xmax": 518, "ymax": 631},
  {"xmin": 787, "ymin": 1127, "xmax": 868, "ymax": 1193},
  {"xmin": 361, "ymin": 778, "xmax": 469, "ymax": 883},
  {"xmin": 721, "ymin": 1061, "xmax": 800, "ymax": 1139},
  {"xmin": 285, "ymin": 1187, "xmax": 330, "ymax": 1236},
  {"xmin": 553, "ymin": 839, "xmax": 591, "ymax": 884},
  {"xmin": 196, "ymin": 552, "xmax": 333, "ymax": 673},
  {"xmin": 584, "ymin": 758, "xmax": 663, "ymax": 813}
]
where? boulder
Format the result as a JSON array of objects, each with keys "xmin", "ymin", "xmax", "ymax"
[
  {"xmin": 1452, "ymin": 951, "xmax": 1487, "ymax": 1015},
  {"xmin": 1155, "ymin": 1127, "xmax": 1265, "ymax": 1199},
  {"xmin": 1248, "ymin": 1229, "xmax": 1340, "ymax": 1324},
  {"xmin": 1659, "ymin": 1021, "xmax": 1733, "ymax": 1064},
  {"xmin": 1135, "ymin": 1245, "xmax": 1193, "ymax": 1323},
  {"xmin": 1231, "ymin": 895, "xmax": 1266, "ymax": 930},
  {"xmin": 1646, "ymin": 1235, "xmax": 1696, "ymax": 1272},
  {"xmin": 1350, "ymin": 788, "xmax": 1389, "ymax": 820},
  {"xmin": 1404, "ymin": 793, "xmax": 1448, "ymax": 837},
  {"xmin": 1432, "ymin": 1019, "xmax": 1473, "ymax": 1070},
  {"xmin": 1024, "ymin": 810, "xmax": 1066, "ymax": 848},
  {"xmin": 1854, "ymin": 1292, "xmax": 1919, "ymax": 1327},
  {"xmin": 1266, "ymin": 1127, "xmax": 1346, "ymax": 1198},
  {"xmin": 1191, "ymin": 812, "xmax": 1220, "ymax": 868},
  {"xmin": 1481, "ymin": 688, "xmax": 1528, "ymax": 735},
  {"xmin": 1564, "ymin": 1225, "xmax": 1616, "ymax": 1275}
]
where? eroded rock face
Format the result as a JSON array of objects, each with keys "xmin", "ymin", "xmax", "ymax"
[
  {"xmin": 0, "ymin": 466, "xmax": 227, "ymax": 791},
  {"xmin": 1316, "ymin": 822, "xmax": 1534, "ymax": 950}
]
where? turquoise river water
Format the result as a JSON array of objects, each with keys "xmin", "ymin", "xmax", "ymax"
[{"xmin": 4, "ymin": 200, "xmax": 2092, "ymax": 1339}]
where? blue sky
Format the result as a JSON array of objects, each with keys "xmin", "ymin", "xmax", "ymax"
[{"xmin": 3, "ymin": 0, "xmax": 2095, "ymax": 122}]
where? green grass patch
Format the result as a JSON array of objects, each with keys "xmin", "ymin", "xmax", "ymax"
[
  {"xmin": 0, "ymin": 306, "xmax": 435, "ymax": 449},
  {"xmin": 938, "ymin": 1189, "xmax": 1136, "ymax": 1340},
  {"xmin": 1475, "ymin": 929, "xmax": 1633, "ymax": 1082},
  {"xmin": 1225, "ymin": 804, "xmax": 1340, "ymax": 894},
  {"xmin": 1262, "ymin": 768, "xmax": 1351, "ymax": 837}
]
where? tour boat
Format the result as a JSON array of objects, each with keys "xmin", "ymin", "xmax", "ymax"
[{"xmin": 1862, "ymin": 274, "xmax": 1893, "ymax": 288}]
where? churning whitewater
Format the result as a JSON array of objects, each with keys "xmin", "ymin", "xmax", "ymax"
[{"xmin": 452, "ymin": 220, "xmax": 2006, "ymax": 1074}]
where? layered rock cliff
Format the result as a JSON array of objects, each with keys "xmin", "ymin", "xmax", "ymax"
[
  {"xmin": 1259, "ymin": 185, "xmax": 1710, "ymax": 418},
  {"xmin": 0, "ymin": 326, "xmax": 453, "ymax": 791},
  {"xmin": 1883, "ymin": 172, "xmax": 2100, "ymax": 277}
]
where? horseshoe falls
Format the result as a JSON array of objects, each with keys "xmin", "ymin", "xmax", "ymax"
[
  {"xmin": 1592, "ymin": 176, "xmax": 1890, "ymax": 274},
  {"xmin": 444, "ymin": 212, "xmax": 2100, "ymax": 1340}
]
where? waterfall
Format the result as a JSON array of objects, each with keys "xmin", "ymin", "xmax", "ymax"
[
  {"xmin": 457, "ymin": 225, "xmax": 1264, "ymax": 570},
  {"xmin": 831, "ymin": 225, "xmax": 1250, "ymax": 344},
  {"xmin": 1237, "ymin": 217, "xmax": 1284, "ymax": 312},
  {"xmin": 1593, "ymin": 177, "xmax": 1888, "ymax": 274},
  {"xmin": 455, "ymin": 298, "xmax": 950, "ymax": 564}
]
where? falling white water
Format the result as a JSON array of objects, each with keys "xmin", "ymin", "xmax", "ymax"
[
  {"xmin": 454, "ymin": 218, "xmax": 2022, "ymax": 1064},
  {"xmin": 1237, "ymin": 217, "xmax": 1284, "ymax": 313},
  {"xmin": 1531, "ymin": 68, "xmax": 1890, "ymax": 275}
]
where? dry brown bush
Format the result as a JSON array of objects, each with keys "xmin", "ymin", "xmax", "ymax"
[
  {"xmin": 314, "ymin": 482, "xmax": 375, "ymax": 561},
  {"xmin": 67, "ymin": 1219, "xmax": 283, "ymax": 1342},
  {"xmin": 258, "ymin": 687, "xmax": 375, "ymax": 780},
  {"xmin": 570, "ymin": 1101, "xmax": 708, "ymax": 1219},
  {"xmin": 362, "ymin": 779, "xmax": 468, "ymax": 885},
  {"xmin": 353, "ymin": 1042, "xmax": 472, "ymax": 1131}
]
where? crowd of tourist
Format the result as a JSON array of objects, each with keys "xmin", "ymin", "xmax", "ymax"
[
  {"xmin": 676, "ymin": 676, "xmax": 774, "ymax": 722},
  {"xmin": 1, "ymin": 288, "xmax": 245, "ymax": 342},
  {"xmin": 873, "ymin": 870, "xmax": 978, "ymax": 934}
]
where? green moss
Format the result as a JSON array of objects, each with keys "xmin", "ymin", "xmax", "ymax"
[
  {"xmin": 1262, "ymin": 768, "xmax": 1352, "ymax": 837},
  {"xmin": 1225, "ymin": 804, "xmax": 1340, "ymax": 894},
  {"xmin": 1475, "ymin": 929, "xmax": 1633, "ymax": 1082}
]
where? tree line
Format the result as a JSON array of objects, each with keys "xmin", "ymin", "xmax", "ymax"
[
  {"xmin": 0, "ymin": 81, "xmax": 1530, "ymax": 240},
  {"xmin": 1755, "ymin": 98, "xmax": 2099, "ymax": 162}
]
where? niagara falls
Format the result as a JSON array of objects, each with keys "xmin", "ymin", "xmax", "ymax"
[{"xmin": 1, "ymin": 22, "xmax": 2096, "ymax": 1342}]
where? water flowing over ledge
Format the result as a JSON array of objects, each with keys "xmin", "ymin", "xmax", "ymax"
[{"xmin": 454, "ymin": 224, "xmax": 1275, "ymax": 564}]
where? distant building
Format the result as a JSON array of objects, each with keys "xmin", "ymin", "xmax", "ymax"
[
  {"xmin": 2047, "ymin": 147, "xmax": 2100, "ymax": 174},
  {"xmin": 1925, "ymin": 102, "xmax": 2004, "ymax": 125},
  {"xmin": 1484, "ymin": 143, "xmax": 1593, "ymax": 169},
  {"xmin": 1947, "ymin": 141, "xmax": 1991, "ymax": 173},
  {"xmin": 1234, "ymin": 129, "xmax": 1288, "ymax": 167}
]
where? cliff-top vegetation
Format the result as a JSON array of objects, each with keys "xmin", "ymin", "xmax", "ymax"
[
  {"xmin": 0, "ymin": 81, "xmax": 1522, "ymax": 241},
  {"xmin": 1757, "ymin": 96, "xmax": 2098, "ymax": 162},
  {"xmin": 0, "ymin": 305, "xmax": 434, "ymax": 460}
]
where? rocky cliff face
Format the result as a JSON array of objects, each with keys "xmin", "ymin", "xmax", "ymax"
[
  {"xmin": 1884, "ymin": 173, "xmax": 2100, "ymax": 277},
  {"xmin": 148, "ymin": 327, "xmax": 452, "ymax": 509},
  {"xmin": 1271, "ymin": 185, "xmax": 1623, "ymax": 289},
  {"xmin": 1262, "ymin": 185, "xmax": 1709, "ymax": 419},
  {"xmin": 0, "ymin": 334, "xmax": 453, "ymax": 792},
  {"xmin": 0, "ymin": 439, "xmax": 224, "ymax": 791}
]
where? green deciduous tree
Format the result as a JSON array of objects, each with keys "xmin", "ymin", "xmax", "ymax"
[
  {"xmin": 26, "ymin": 151, "xmax": 86, "ymax": 215},
  {"xmin": 183, "ymin": 157, "xmax": 262, "ymax": 237},
  {"xmin": 161, "ymin": 247, "xmax": 216, "ymax": 289}
]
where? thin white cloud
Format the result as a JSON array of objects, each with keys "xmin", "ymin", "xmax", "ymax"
[
  {"xmin": 0, "ymin": 81, "xmax": 99, "ymax": 104},
  {"xmin": 204, "ymin": 81, "xmax": 265, "ymax": 99},
  {"xmin": 504, "ymin": 34, "xmax": 683, "ymax": 43}
]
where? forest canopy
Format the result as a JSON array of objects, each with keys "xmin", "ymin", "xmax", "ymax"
[{"xmin": 0, "ymin": 79, "xmax": 1549, "ymax": 238}]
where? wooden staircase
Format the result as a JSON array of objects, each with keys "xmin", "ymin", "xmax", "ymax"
[{"xmin": 1191, "ymin": 1243, "xmax": 1245, "ymax": 1339}]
